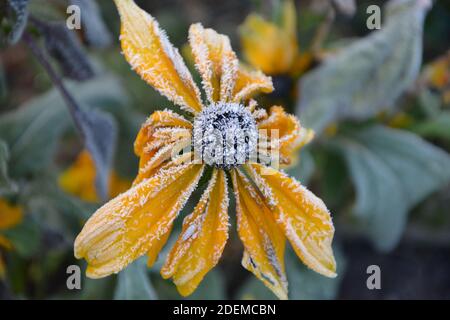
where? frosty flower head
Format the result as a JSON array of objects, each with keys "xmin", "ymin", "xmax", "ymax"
[
  {"xmin": 74, "ymin": 0, "xmax": 336, "ymax": 300},
  {"xmin": 193, "ymin": 102, "xmax": 258, "ymax": 169}
]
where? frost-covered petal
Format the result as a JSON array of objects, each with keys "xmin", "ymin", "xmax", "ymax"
[
  {"xmin": 74, "ymin": 163, "xmax": 205, "ymax": 279},
  {"xmin": 161, "ymin": 169, "xmax": 229, "ymax": 296},
  {"xmin": 233, "ymin": 64, "xmax": 273, "ymax": 102},
  {"xmin": 189, "ymin": 23, "xmax": 239, "ymax": 103},
  {"xmin": 134, "ymin": 109, "xmax": 192, "ymax": 157},
  {"xmin": 114, "ymin": 0, "xmax": 203, "ymax": 113},
  {"xmin": 231, "ymin": 169, "xmax": 287, "ymax": 300},
  {"xmin": 258, "ymin": 106, "xmax": 313, "ymax": 165},
  {"xmin": 246, "ymin": 163, "xmax": 336, "ymax": 278},
  {"xmin": 133, "ymin": 109, "xmax": 193, "ymax": 184},
  {"xmin": 134, "ymin": 137, "xmax": 191, "ymax": 185}
]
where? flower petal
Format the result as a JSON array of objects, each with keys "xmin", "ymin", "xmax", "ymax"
[
  {"xmin": 189, "ymin": 23, "xmax": 239, "ymax": 103},
  {"xmin": 0, "ymin": 200, "xmax": 23, "ymax": 230},
  {"xmin": 231, "ymin": 169, "xmax": 288, "ymax": 300},
  {"xmin": 161, "ymin": 169, "xmax": 229, "ymax": 296},
  {"xmin": 246, "ymin": 163, "xmax": 336, "ymax": 278},
  {"xmin": 258, "ymin": 106, "xmax": 313, "ymax": 165},
  {"xmin": 134, "ymin": 109, "xmax": 192, "ymax": 157},
  {"xmin": 74, "ymin": 163, "xmax": 204, "ymax": 279},
  {"xmin": 239, "ymin": 14, "xmax": 298, "ymax": 75},
  {"xmin": 233, "ymin": 64, "xmax": 273, "ymax": 102},
  {"xmin": 114, "ymin": 0, "xmax": 203, "ymax": 113},
  {"xmin": 133, "ymin": 109, "xmax": 193, "ymax": 184}
]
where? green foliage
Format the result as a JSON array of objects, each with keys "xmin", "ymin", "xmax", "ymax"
[
  {"xmin": 114, "ymin": 258, "xmax": 157, "ymax": 300},
  {"xmin": 412, "ymin": 111, "xmax": 450, "ymax": 141},
  {"xmin": 333, "ymin": 125, "xmax": 450, "ymax": 251},
  {"xmin": 298, "ymin": 0, "xmax": 430, "ymax": 133},
  {"xmin": 0, "ymin": 76, "xmax": 128, "ymax": 178},
  {"xmin": 3, "ymin": 217, "xmax": 41, "ymax": 258}
]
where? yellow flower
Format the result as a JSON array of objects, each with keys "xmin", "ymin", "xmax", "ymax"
[
  {"xmin": 239, "ymin": 0, "xmax": 311, "ymax": 77},
  {"xmin": 74, "ymin": 0, "xmax": 336, "ymax": 300},
  {"xmin": 0, "ymin": 199, "xmax": 24, "ymax": 278},
  {"xmin": 59, "ymin": 150, "xmax": 131, "ymax": 202},
  {"xmin": 423, "ymin": 50, "xmax": 450, "ymax": 105}
]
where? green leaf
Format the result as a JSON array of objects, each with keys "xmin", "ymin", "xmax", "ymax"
[
  {"xmin": 286, "ymin": 148, "xmax": 315, "ymax": 186},
  {"xmin": 0, "ymin": 140, "xmax": 18, "ymax": 196},
  {"xmin": 6, "ymin": 0, "xmax": 30, "ymax": 44},
  {"xmin": 286, "ymin": 246, "xmax": 345, "ymax": 300},
  {"xmin": 0, "ymin": 76, "xmax": 128, "ymax": 178},
  {"xmin": 70, "ymin": 0, "xmax": 112, "ymax": 48},
  {"xmin": 114, "ymin": 258, "xmax": 157, "ymax": 300},
  {"xmin": 298, "ymin": 0, "xmax": 431, "ymax": 133},
  {"xmin": 334, "ymin": 125, "xmax": 450, "ymax": 251},
  {"xmin": 187, "ymin": 269, "xmax": 226, "ymax": 300},
  {"xmin": 3, "ymin": 217, "xmax": 41, "ymax": 258},
  {"xmin": 411, "ymin": 111, "xmax": 450, "ymax": 141}
]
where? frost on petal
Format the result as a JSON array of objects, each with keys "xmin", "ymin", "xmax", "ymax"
[
  {"xmin": 161, "ymin": 169, "xmax": 229, "ymax": 296},
  {"xmin": 114, "ymin": 0, "xmax": 203, "ymax": 113},
  {"xmin": 189, "ymin": 23, "xmax": 239, "ymax": 104},
  {"xmin": 258, "ymin": 106, "xmax": 313, "ymax": 165},
  {"xmin": 74, "ymin": 163, "xmax": 204, "ymax": 279},
  {"xmin": 133, "ymin": 109, "xmax": 193, "ymax": 184},
  {"xmin": 233, "ymin": 64, "xmax": 273, "ymax": 102},
  {"xmin": 246, "ymin": 163, "xmax": 336, "ymax": 278},
  {"xmin": 231, "ymin": 169, "xmax": 288, "ymax": 300}
]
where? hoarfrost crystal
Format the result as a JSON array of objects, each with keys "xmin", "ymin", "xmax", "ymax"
[{"xmin": 193, "ymin": 102, "xmax": 257, "ymax": 169}]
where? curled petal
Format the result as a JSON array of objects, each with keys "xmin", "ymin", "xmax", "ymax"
[
  {"xmin": 133, "ymin": 109, "xmax": 193, "ymax": 184},
  {"xmin": 258, "ymin": 106, "xmax": 313, "ymax": 165},
  {"xmin": 189, "ymin": 23, "xmax": 239, "ymax": 103},
  {"xmin": 134, "ymin": 137, "xmax": 191, "ymax": 185},
  {"xmin": 74, "ymin": 163, "xmax": 204, "ymax": 279},
  {"xmin": 114, "ymin": 0, "xmax": 203, "ymax": 113},
  {"xmin": 134, "ymin": 109, "xmax": 192, "ymax": 157},
  {"xmin": 231, "ymin": 169, "xmax": 287, "ymax": 300},
  {"xmin": 233, "ymin": 64, "xmax": 273, "ymax": 102},
  {"xmin": 246, "ymin": 163, "xmax": 336, "ymax": 278},
  {"xmin": 161, "ymin": 169, "xmax": 229, "ymax": 296}
]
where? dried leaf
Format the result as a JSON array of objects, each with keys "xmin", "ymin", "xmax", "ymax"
[{"xmin": 35, "ymin": 20, "xmax": 95, "ymax": 81}]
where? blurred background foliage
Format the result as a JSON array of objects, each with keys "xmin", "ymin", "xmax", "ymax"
[{"xmin": 0, "ymin": 0, "xmax": 449, "ymax": 300}]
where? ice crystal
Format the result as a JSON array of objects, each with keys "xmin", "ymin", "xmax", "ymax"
[{"xmin": 193, "ymin": 102, "xmax": 257, "ymax": 169}]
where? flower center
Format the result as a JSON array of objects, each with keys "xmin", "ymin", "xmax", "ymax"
[{"xmin": 193, "ymin": 102, "xmax": 257, "ymax": 169}]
